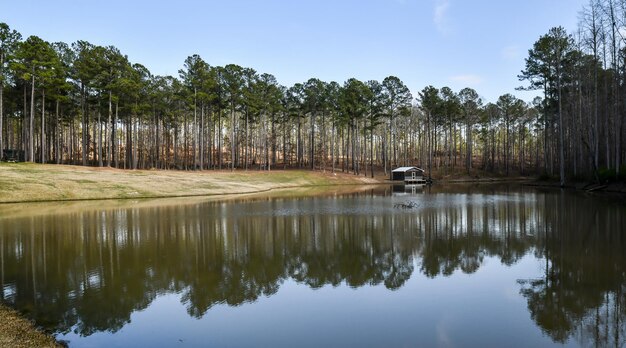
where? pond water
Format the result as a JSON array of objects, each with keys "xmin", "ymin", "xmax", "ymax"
[{"xmin": 0, "ymin": 184, "xmax": 624, "ymax": 347}]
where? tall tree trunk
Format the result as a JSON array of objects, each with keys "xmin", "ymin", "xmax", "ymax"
[
  {"xmin": 193, "ymin": 88, "xmax": 197, "ymax": 169},
  {"xmin": 55, "ymin": 99, "xmax": 60, "ymax": 164},
  {"xmin": 321, "ymin": 112, "xmax": 326, "ymax": 172},
  {"xmin": 392, "ymin": 113, "xmax": 397, "ymax": 169},
  {"xmin": 557, "ymin": 62, "xmax": 565, "ymax": 187},
  {"xmin": 382, "ymin": 123, "xmax": 387, "ymax": 175},
  {"xmin": 22, "ymin": 84, "xmax": 26, "ymax": 157},
  {"xmin": 297, "ymin": 116, "xmax": 302, "ymax": 168},
  {"xmin": 331, "ymin": 121, "xmax": 335, "ymax": 173},
  {"xmin": 153, "ymin": 107, "xmax": 158, "ymax": 169},
  {"xmin": 448, "ymin": 119, "xmax": 452, "ymax": 170},
  {"xmin": 0, "ymin": 58, "xmax": 3, "ymax": 161},
  {"xmin": 488, "ymin": 123, "xmax": 493, "ymax": 171},
  {"xmin": 310, "ymin": 111, "xmax": 315, "ymax": 170},
  {"xmin": 271, "ymin": 113, "xmax": 276, "ymax": 166},
  {"xmin": 363, "ymin": 121, "xmax": 368, "ymax": 176},
  {"xmin": 231, "ymin": 105, "xmax": 235, "ymax": 171},
  {"xmin": 200, "ymin": 102, "xmax": 204, "ymax": 170},
  {"xmin": 282, "ymin": 114, "xmax": 287, "ymax": 169},
  {"xmin": 126, "ymin": 115, "xmax": 132, "ymax": 169},
  {"xmin": 183, "ymin": 108, "xmax": 188, "ymax": 169},
  {"xmin": 208, "ymin": 109, "xmax": 212, "ymax": 170},
  {"xmin": 506, "ymin": 114, "xmax": 510, "ymax": 176},
  {"xmin": 426, "ymin": 110, "xmax": 433, "ymax": 180},
  {"xmin": 245, "ymin": 108, "xmax": 249, "ymax": 170},
  {"xmin": 219, "ymin": 108, "xmax": 223, "ymax": 169},
  {"xmin": 174, "ymin": 123, "xmax": 178, "ymax": 169},
  {"xmin": 616, "ymin": 109, "xmax": 622, "ymax": 175},
  {"xmin": 609, "ymin": 0, "xmax": 617, "ymax": 172},
  {"xmin": 107, "ymin": 91, "xmax": 112, "ymax": 166},
  {"xmin": 113, "ymin": 102, "xmax": 119, "ymax": 168},
  {"xmin": 518, "ymin": 122, "xmax": 524, "ymax": 175},
  {"xmin": 264, "ymin": 114, "xmax": 270, "ymax": 170},
  {"xmin": 370, "ymin": 122, "xmax": 374, "ymax": 178},
  {"xmin": 98, "ymin": 102, "xmax": 103, "ymax": 167},
  {"xmin": 40, "ymin": 89, "xmax": 45, "ymax": 163},
  {"xmin": 29, "ymin": 74, "xmax": 35, "ymax": 162},
  {"xmin": 349, "ymin": 126, "xmax": 353, "ymax": 173},
  {"xmin": 451, "ymin": 123, "xmax": 456, "ymax": 168},
  {"xmin": 593, "ymin": 39, "xmax": 599, "ymax": 172},
  {"xmin": 81, "ymin": 84, "xmax": 88, "ymax": 166},
  {"xmin": 466, "ymin": 118, "xmax": 472, "ymax": 173},
  {"xmin": 133, "ymin": 116, "xmax": 139, "ymax": 169}
]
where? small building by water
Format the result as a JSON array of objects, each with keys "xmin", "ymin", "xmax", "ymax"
[{"xmin": 391, "ymin": 166, "xmax": 426, "ymax": 184}]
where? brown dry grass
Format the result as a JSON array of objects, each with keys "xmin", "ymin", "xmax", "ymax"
[
  {"xmin": 0, "ymin": 163, "xmax": 380, "ymax": 203},
  {"xmin": 0, "ymin": 304, "xmax": 61, "ymax": 348}
]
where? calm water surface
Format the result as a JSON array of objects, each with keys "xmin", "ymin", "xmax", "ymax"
[{"xmin": 0, "ymin": 184, "xmax": 624, "ymax": 347}]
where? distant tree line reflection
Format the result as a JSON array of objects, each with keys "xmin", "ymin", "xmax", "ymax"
[{"xmin": 0, "ymin": 188, "xmax": 623, "ymax": 345}]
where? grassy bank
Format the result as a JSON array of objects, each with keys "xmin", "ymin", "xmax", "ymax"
[
  {"xmin": 0, "ymin": 163, "xmax": 380, "ymax": 203},
  {"xmin": 0, "ymin": 304, "xmax": 60, "ymax": 348}
]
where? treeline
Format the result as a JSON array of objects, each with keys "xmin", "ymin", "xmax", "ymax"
[
  {"xmin": 518, "ymin": 0, "xmax": 626, "ymax": 184},
  {"xmin": 0, "ymin": 0, "xmax": 625, "ymax": 182}
]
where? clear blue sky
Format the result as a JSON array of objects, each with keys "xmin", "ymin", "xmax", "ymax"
[{"xmin": 3, "ymin": 0, "xmax": 586, "ymax": 103}]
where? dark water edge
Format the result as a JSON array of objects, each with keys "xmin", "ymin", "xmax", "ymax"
[{"xmin": 0, "ymin": 184, "xmax": 624, "ymax": 347}]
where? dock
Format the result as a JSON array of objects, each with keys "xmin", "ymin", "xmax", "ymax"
[{"xmin": 404, "ymin": 178, "xmax": 427, "ymax": 184}]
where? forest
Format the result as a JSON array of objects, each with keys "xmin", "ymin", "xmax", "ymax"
[{"xmin": 0, "ymin": 0, "xmax": 625, "ymax": 184}]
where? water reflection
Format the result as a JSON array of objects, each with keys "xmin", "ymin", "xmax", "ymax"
[
  {"xmin": 517, "ymin": 192, "xmax": 626, "ymax": 346},
  {"xmin": 0, "ymin": 185, "xmax": 624, "ymax": 346}
]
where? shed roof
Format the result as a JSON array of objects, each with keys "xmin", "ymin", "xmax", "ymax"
[{"xmin": 391, "ymin": 166, "xmax": 424, "ymax": 173}]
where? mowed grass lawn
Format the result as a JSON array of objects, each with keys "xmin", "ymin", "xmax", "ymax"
[{"xmin": 0, "ymin": 163, "xmax": 379, "ymax": 203}]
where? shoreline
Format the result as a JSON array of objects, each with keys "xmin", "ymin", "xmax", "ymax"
[
  {"xmin": 0, "ymin": 182, "xmax": 377, "ymax": 205},
  {"xmin": 6, "ymin": 162, "xmax": 623, "ymax": 205},
  {"xmin": 0, "ymin": 303, "xmax": 62, "ymax": 348},
  {"xmin": 523, "ymin": 180, "xmax": 626, "ymax": 195}
]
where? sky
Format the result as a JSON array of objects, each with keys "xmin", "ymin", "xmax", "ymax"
[{"xmin": 2, "ymin": 0, "xmax": 587, "ymax": 103}]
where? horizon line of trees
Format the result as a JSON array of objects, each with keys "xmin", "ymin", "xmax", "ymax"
[{"xmin": 1, "ymin": 1, "xmax": 625, "ymax": 183}]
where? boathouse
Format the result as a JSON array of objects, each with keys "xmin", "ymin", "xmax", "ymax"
[{"xmin": 391, "ymin": 166, "xmax": 426, "ymax": 183}]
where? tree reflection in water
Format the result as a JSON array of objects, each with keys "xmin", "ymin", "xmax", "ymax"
[
  {"xmin": 518, "ymin": 191, "xmax": 625, "ymax": 347},
  {"xmin": 0, "ymin": 186, "xmax": 623, "ymax": 346}
]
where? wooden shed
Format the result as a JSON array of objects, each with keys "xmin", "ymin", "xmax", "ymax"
[{"xmin": 391, "ymin": 166, "xmax": 426, "ymax": 184}]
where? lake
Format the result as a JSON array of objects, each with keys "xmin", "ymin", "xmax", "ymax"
[{"xmin": 0, "ymin": 184, "xmax": 624, "ymax": 347}]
